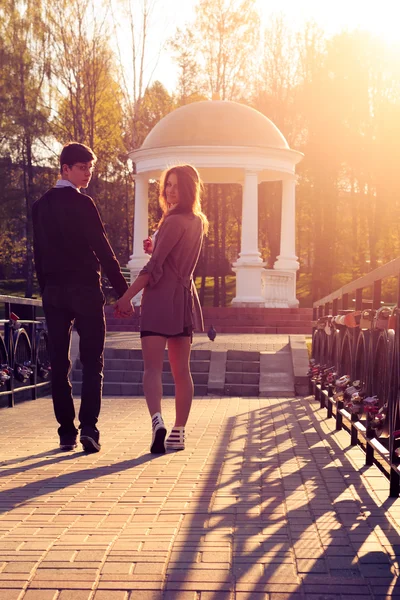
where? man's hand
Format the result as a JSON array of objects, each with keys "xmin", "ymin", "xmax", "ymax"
[
  {"xmin": 114, "ymin": 295, "xmax": 134, "ymax": 318},
  {"xmin": 143, "ymin": 237, "xmax": 153, "ymax": 254}
]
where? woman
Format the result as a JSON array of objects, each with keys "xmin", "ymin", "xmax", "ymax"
[{"xmin": 115, "ymin": 164, "xmax": 208, "ymax": 454}]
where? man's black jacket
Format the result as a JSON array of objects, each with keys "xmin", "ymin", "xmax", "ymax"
[{"xmin": 32, "ymin": 186, "xmax": 128, "ymax": 298}]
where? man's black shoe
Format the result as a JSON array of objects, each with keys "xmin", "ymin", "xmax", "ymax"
[
  {"xmin": 59, "ymin": 433, "xmax": 77, "ymax": 451},
  {"xmin": 80, "ymin": 427, "xmax": 101, "ymax": 453}
]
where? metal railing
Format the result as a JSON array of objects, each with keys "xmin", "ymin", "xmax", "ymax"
[
  {"xmin": 310, "ymin": 257, "xmax": 400, "ymax": 496},
  {"xmin": 0, "ymin": 295, "xmax": 51, "ymax": 407}
]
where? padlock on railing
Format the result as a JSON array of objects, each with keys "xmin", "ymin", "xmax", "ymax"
[
  {"xmin": 14, "ymin": 361, "xmax": 34, "ymax": 384},
  {"xmin": 374, "ymin": 307, "xmax": 392, "ymax": 330},
  {"xmin": 360, "ymin": 309, "xmax": 375, "ymax": 330},
  {"xmin": 363, "ymin": 395, "xmax": 388, "ymax": 438},
  {"xmin": 9, "ymin": 312, "xmax": 21, "ymax": 330},
  {"xmin": 335, "ymin": 375, "xmax": 351, "ymax": 389},
  {"xmin": 317, "ymin": 317, "xmax": 328, "ymax": 330},
  {"xmin": 332, "ymin": 315, "xmax": 347, "ymax": 330},
  {"xmin": 37, "ymin": 361, "xmax": 51, "ymax": 381},
  {"xmin": 343, "ymin": 311, "xmax": 361, "ymax": 328},
  {"xmin": 344, "ymin": 391, "xmax": 364, "ymax": 415},
  {"xmin": 0, "ymin": 364, "xmax": 11, "ymax": 388}
]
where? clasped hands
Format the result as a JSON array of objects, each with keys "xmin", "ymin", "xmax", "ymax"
[
  {"xmin": 114, "ymin": 237, "xmax": 152, "ymax": 318},
  {"xmin": 114, "ymin": 294, "xmax": 133, "ymax": 318}
]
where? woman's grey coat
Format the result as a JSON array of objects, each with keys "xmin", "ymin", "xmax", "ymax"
[{"xmin": 139, "ymin": 212, "xmax": 204, "ymax": 336}]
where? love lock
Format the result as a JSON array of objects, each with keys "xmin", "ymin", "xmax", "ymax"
[
  {"xmin": 343, "ymin": 311, "xmax": 361, "ymax": 328},
  {"xmin": 0, "ymin": 365, "xmax": 11, "ymax": 387},
  {"xmin": 343, "ymin": 385, "xmax": 360, "ymax": 399},
  {"xmin": 37, "ymin": 361, "xmax": 51, "ymax": 380},
  {"xmin": 335, "ymin": 375, "xmax": 351, "ymax": 389},
  {"xmin": 14, "ymin": 361, "xmax": 34, "ymax": 383},
  {"xmin": 332, "ymin": 315, "xmax": 347, "ymax": 330},
  {"xmin": 363, "ymin": 395, "xmax": 379, "ymax": 412},
  {"xmin": 344, "ymin": 391, "xmax": 364, "ymax": 414},
  {"xmin": 388, "ymin": 307, "xmax": 400, "ymax": 330},
  {"xmin": 374, "ymin": 306, "xmax": 392, "ymax": 330},
  {"xmin": 367, "ymin": 404, "xmax": 388, "ymax": 438},
  {"xmin": 360, "ymin": 309, "xmax": 375, "ymax": 330}
]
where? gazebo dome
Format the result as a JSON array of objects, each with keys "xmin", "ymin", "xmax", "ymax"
[{"xmin": 141, "ymin": 100, "xmax": 289, "ymax": 151}]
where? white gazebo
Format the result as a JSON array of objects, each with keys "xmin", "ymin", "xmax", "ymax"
[{"xmin": 128, "ymin": 100, "xmax": 303, "ymax": 307}]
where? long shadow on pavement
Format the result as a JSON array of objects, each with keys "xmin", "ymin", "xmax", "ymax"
[{"xmin": 164, "ymin": 396, "xmax": 400, "ymax": 599}]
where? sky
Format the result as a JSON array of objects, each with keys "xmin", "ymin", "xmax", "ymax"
[{"xmin": 111, "ymin": 0, "xmax": 400, "ymax": 94}]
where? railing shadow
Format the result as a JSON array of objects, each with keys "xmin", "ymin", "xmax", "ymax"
[
  {"xmin": 164, "ymin": 397, "xmax": 400, "ymax": 598},
  {"xmin": 0, "ymin": 452, "xmax": 163, "ymax": 514}
]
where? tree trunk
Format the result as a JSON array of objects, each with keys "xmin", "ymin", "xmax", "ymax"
[{"xmin": 23, "ymin": 137, "xmax": 35, "ymax": 298}]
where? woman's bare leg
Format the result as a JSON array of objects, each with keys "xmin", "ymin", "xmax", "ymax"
[
  {"xmin": 141, "ymin": 335, "xmax": 167, "ymax": 417},
  {"xmin": 168, "ymin": 336, "xmax": 193, "ymax": 426}
]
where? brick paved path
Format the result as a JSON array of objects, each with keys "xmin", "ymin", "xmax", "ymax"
[{"xmin": 0, "ymin": 394, "xmax": 400, "ymax": 599}]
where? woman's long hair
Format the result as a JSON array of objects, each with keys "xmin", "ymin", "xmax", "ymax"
[{"xmin": 158, "ymin": 164, "xmax": 209, "ymax": 234}]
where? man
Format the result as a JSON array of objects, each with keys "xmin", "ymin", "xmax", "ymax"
[{"xmin": 32, "ymin": 142, "xmax": 131, "ymax": 452}]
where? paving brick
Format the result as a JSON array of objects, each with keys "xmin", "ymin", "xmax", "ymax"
[
  {"xmin": 0, "ymin": 592, "xmax": 24, "ymax": 600},
  {"xmin": 58, "ymin": 592, "xmax": 92, "ymax": 600},
  {"xmin": 93, "ymin": 593, "xmax": 128, "ymax": 600},
  {"xmin": 23, "ymin": 592, "xmax": 58, "ymax": 600},
  {"xmin": 3, "ymin": 381, "xmax": 400, "ymax": 600}
]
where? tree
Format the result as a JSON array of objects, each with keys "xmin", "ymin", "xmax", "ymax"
[
  {"xmin": 193, "ymin": 0, "xmax": 260, "ymax": 101},
  {"xmin": 169, "ymin": 29, "xmax": 206, "ymax": 105},
  {"xmin": 0, "ymin": 0, "xmax": 52, "ymax": 296}
]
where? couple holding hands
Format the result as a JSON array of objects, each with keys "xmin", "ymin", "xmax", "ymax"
[{"xmin": 33, "ymin": 142, "xmax": 208, "ymax": 455}]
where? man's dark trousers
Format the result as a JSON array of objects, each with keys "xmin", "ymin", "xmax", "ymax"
[{"xmin": 43, "ymin": 284, "xmax": 106, "ymax": 436}]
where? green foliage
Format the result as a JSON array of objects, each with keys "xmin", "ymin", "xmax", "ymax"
[{"xmin": 2, "ymin": 1, "xmax": 400, "ymax": 307}]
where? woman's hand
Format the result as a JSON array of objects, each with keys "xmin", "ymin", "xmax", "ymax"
[
  {"xmin": 143, "ymin": 237, "xmax": 153, "ymax": 254},
  {"xmin": 114, "ymin": 294, "xmax": 134, "ymax": 318}
]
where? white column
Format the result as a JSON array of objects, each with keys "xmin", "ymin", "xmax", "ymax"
[
  {"xmin": 231, "ymin": 170, "xmax": 265, "ymax": 306},
  {"xmin": 127, "ymin": 174, "xmax": 149, "ymax": 304},
  {"xmin": 236, "ymin": 170, "xmax": 262, "ymax": 264},
  {"xmin": 274, "ymin": 178, "xmax": 300, "ymax": 272}
]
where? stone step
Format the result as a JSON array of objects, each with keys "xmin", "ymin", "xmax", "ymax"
[
  {"xmin": 225, "ymin": 360, "xmax": 259, "ymax": 373},
  {"xmin": 102, "ymin": 348, "xmax": 211, "ymax": 360},
  {"xmin": 225, "ymin": 372, "xmax": 259, "ymax": 385},
  {"xmin": 72, "ymin": 369, "xmax": 208, "ymax": 385},
  {"xmin": 259, "ymin": 353, "xmax": 295, "ymax": 396},
  {"xmin": 75, "ymin": 359, "xmax": 210, "ymax": 373},
  {"xmin": 72, "ymin": 382, "xmax": 208, "ymax": 397},
  {"xmin": 226, "ymin": 350, "xmax": 260, "ymax": 361}
]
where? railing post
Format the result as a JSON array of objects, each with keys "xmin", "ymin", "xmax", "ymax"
[
  {"xmin": 327, "ymin": 384, "xmax": 333, "ymax": 418},
  {"xmin": 373, "ymin": 280, "xmax": 382, "ymax": 309},
  {"xmin": 4, "ymin": 301, "xmax": 14, "ymax": 408},
  {"xmin": 355, "ymin": 288, "xmax": 363, "ymax": 311},
  {"xmin": 336, "ymin": 399, "xmax": 343, "ymax": 430},
  {"xmin": 366, "ymin": 443, "xmax": 374, "ymax": 465},
  {"xmin": 351, "ymin": 414, "xmax": 358, "ymax": 445}
]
